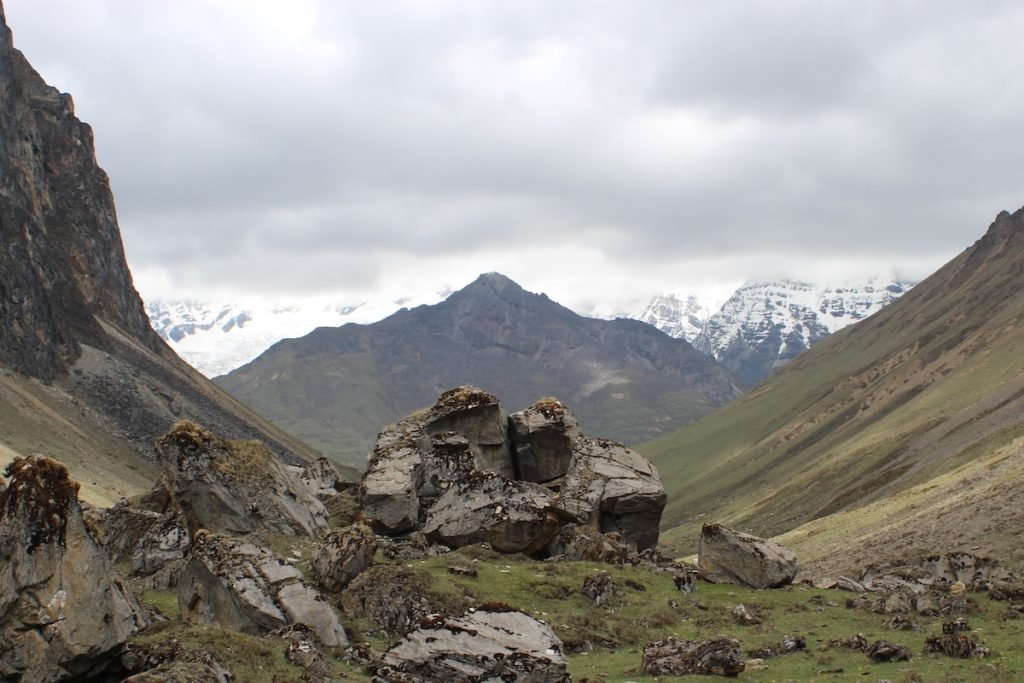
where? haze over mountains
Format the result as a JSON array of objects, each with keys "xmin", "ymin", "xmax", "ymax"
[
  {"xmin": 641, "ymin": 206, "xmax": 1024, "ymax": 575},
  {"xmin": 216, "ymin": 273, "xmax": 742, "ymax": 468},
  {"xmin": 0, "ymin": 11, "xmax": 323, "ymax": 503}
]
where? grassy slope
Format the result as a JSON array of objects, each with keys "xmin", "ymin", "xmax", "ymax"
[
  {"xmin": 130, "ymin": 542, "xmax": 1024, "ymax": 682},
  {"xmin": 641, "ymin": 208, "xmax": 1024, "ymax": 570}
]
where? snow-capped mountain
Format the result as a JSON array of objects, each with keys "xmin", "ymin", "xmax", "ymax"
[
  {"xmin": 635, "ymin": 294, "xmax": 713, "ymax": 342},
  {"xmin": 146, "ymin": 290, "xmax": 451, "ymax": 377},
  {"xmin": 634, "ymin": 277, "xmax": 915, "ymax": 386}
]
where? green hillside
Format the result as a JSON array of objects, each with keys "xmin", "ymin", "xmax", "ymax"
[{"xmin": 640, "ymin": 207, "xmax": 1024, "ymax": 572}]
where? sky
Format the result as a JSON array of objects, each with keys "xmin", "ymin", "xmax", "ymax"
[{"xmin": 6, "ymin": 0, "xmax": 1024, "ymax": 315}]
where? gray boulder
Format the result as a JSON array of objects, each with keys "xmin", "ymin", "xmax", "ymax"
[
  {"xmin": 361, "ymin": 386, "xmax": 514, "ymax": 534},
  {"xmin": 376, "ymin": 607, "xmax": 569, "ymax": 682},
  {"xmin": 178, "ymin": 531, "xmax": 347, "ymax": 648},
  {"xmin": 361, "ymin": 386, "xmax": 669, "ymax": 555},
  {"xmin": 156, "ymin": 421, "xmax": 328, "ymax": 537},
  {"xmin": 311, "ymin": 522, "xmax": 378, "ymax": 592},
  {"xmin": 698, "ymin": 523, "xmax": 798, "ymax": 588},
  {"xmin": 0, "ymin": 456, "xmax": 149, "ymax": 682},
  {"xmin": 548, "ymin": 524, "xmax": 632, "ymax": 563},
  {"xmin": 423, "ymin": 471, "xmax": 560, "ymax": 553},
  {"xmin": 557, "ymin": 437, "xmax": 667, "ymax": 550},
  {"xmin": 641, "ymin": 637, "xmax": 745, "ymax": 677},
  {"xmin": 508, "ymin": 398, "xmax": 582, "ymax": 483}
]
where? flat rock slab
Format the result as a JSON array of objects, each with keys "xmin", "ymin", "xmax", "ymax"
[
  {"xmin": 377, "ymin": 608, "xmax": 569, "ymax": 682},
  {"xmin": 178, "ymin": 532, "xmax": 348, "ymax": 648},
  {"xmin": 698, "ymin": 523, "xmax": 798, "ymax": 588}
]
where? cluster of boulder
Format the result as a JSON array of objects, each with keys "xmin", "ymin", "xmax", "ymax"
[
  {"xmin": 361, "ymin": 386, "xmax": 667, "ymax": 554},
  {"xmin": 0, "ymin": 385, "xmax": 669, "ymax": 681}
]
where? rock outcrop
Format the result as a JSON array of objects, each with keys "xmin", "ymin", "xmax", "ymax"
[
  {"xmin": 423, "ymin": 471, "xmax": 561, "ymax": 553},
  {"xmin": 361, "ymin": 387, "xmax": 666, "ymax": 553},
  {"xmin": 509, "ymin": 398, "xmax": 582, "ymax": 483},
  {"xmin": 311, "ymin": 522, "xmax": 377, "ymax": 592},
  {"xmin": 0, "ymin": 456, "xmax": 148, "ymax": 681},
  {"xmin": 698, "ymin": 523, "xmax": 798, "ymax": 588},
  {"xmin": 641, "ymin": 637, "xmax": 745, "ymax": 677},
  {"xmin": 156, "ymin": 421, "xmax": 328, "ymax": 537},
  {"xmin": 178, "ymin": 531, "xmax": 347, "ymax": 648},
  {"xmin": 0, "ymin": 2, "xmax": 325, "ymax": 477},
  {"xmin": 375, "ymin": 607, "xmax": 569, "ymax": 682},
  {"xmin": 557, "ymin": 437, "xmax": 667, "ymax": 550}
]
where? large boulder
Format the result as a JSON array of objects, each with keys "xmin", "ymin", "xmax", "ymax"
[
  {"xmin": 178, "ymin": 531, "xmax": 347, "ymax": 648},
  {"xmin": 361, "ymin": 386, "xmax": 668, "ymax": 554},
  {"xmin": 376, "ymin": 607, "xmax": 569, "ymax": 682},
  {"xmin": 698, "ymin": 523, "xmax": 798, "ymax": 588},
  {"xmin": 311, "ymin": 522, "xmax": 378, "ymax": 592},
  {"xmin": 361, "ymin": 386, "xmax": 513, "ymax": 534},
  {"xmin": 0, "ymin": 456, "xmax": 149, "ymax": 681},
  {"xmin": 508, "ymin": 398, "xmax": 582, "ymax": 483},
  {"xmin": 557, "ymin": 437, "xmax": 667, "ymax": 550},
  {"xmin": 423, "ymin": 471, "xmax": 561, "ymax": 553},
  {"xmin": 156, "ymin": 421, "xmax": 328, "ymax": 537}
]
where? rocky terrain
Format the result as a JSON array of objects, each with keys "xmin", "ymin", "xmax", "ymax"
[
  {"xmin": 3, "ymin": 420, "xmax": 1022, "ymax": 681},
  {"xmin": 0, "ymin": 1, "xmax": 328, "ymax": 503},
  {"xmin": 218, "ymin": 272, "xmax": 742, "ymax": 468}
]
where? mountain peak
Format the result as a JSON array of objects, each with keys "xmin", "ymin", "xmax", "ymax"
[{"xmin": 470, "ymin": 272, "xmax": 523, "ymax": 292}]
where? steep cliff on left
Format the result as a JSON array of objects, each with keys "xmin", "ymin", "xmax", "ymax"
[{"xmin": 0, "ymin": 2, "xmax": 324, "ymax": 502}]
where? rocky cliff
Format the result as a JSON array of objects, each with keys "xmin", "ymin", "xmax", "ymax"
[{"xmin": 0, "ymin": 2, "xmax": 325, "ymax": 499}]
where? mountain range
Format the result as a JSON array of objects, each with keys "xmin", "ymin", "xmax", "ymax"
[
  {"xmin": 0, "ymin": 12, "xmax": 327, "ymax": 504},
  {"xmin": 215, "ymin": 273, "xmax": 743, "ymax": 468},
  {"xmin": 640, "ymin": 206, "xmax": 1024, "ymax": 576},
  {"xmin": 149, "ymin": 277, "xmax": 914, "ymax": 387}
]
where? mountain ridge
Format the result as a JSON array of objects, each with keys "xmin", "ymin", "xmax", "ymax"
[
  {"xmin": 218, "ymin": 272, "xmax": 743, "ymax": 468},
  {"xmin": 640, "ymin": 205, "xmax": 1024, "ymax": 574},
  {"xmin": 0, "ymin": 7, "xmax": 332, "ymax": 502}
]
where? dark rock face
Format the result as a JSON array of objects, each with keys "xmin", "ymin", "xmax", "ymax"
[
  {"xmin": 641, "ymin": 637, "xmax": 745, "ymax": 677},
  {"xmin": 0, "ymin": 456, "xmax": 148, "ymax": 681},
  {"xmin": 0, "ymin": 5, "xmax": 323, "ymax": 475},
  {"xmin": 178, "ymin": 531, "xmax": 348, "ymax": 649},
  {"xmin": 698, "ymin": 523, "xmax": 798, "ymax": 588},
  {"xmin": 375, "ymin": 607, "xmax": 569, "ymax": 682},
  {"xmin": 341, "ymin": 565, "xmax": 464, "ymax": 637},
  {"xmin": 361, "ymin": 386, "xmax": 666, "ymax": 554},
  {"xmin": 311, "ymin": 522, "xmax": 377, "ymax": 592},
  {"xmin": 0, "ymin": 7, "xmax": 156, "ymax": 382},
  {"xmin": 558, "ymin": 437, "xmax": 667, "ymax": 550},
  {"xmin": 156, "ymin": 421, "xmax": 328, "ymax": 537},
  {"xmin": 509, "ymin": 398, "xmax": 581, "ymax": 483},
  {"xmin": 423, "ymin": 471, "xmax": 560, "ymax": 554}
]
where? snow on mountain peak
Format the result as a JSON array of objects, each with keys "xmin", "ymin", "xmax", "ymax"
[{"xmin": 146, "ymin": 289, "xmax": 451, "ymax": 377}]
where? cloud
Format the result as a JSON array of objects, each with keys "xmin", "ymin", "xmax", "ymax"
[{"xmin": 6, "ymin": 0, "xmax": 1024, "ymax": 310}]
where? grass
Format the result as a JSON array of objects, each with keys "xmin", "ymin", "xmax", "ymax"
[
  {"xmin": 637, "ymin": 236, "xmax": 1024, "ymax": 571},
  {"xmin": 330, "ymin": 548, "xmax": 1024, "ymax": 682}
]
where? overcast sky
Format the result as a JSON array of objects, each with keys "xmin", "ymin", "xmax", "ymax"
[{"xmin": 7, "ymin": 1, "xmax": 1024, "ymax": 314}]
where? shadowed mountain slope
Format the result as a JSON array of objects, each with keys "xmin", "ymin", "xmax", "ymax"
[
  {"xmin": 641, "ymin": 206, "xmax": 1024, "ymax": 572},
  {"xmin": 0, "ymin": 4, "xmax": 330, "ymax": 503},
  {"xmin": 218, "ymin": 273, "xmax": 743, "ymax": 468}
]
